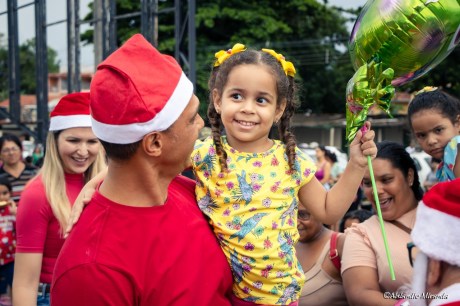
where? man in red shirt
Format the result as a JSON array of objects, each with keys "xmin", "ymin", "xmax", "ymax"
[{"xmin": 51, "ymin": 34, "xmax": 233, "ymax": 305}]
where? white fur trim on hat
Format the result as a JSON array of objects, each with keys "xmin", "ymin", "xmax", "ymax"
[
  {"xmin": 91, "ymin": 72, "xmax": 193, "ymax": 144},
  {"xmin": 412, "ymin": 200, "xmax": 460, "ymax": 267},
  {"xmin": 49, "ymin": 115, "xmax": 92, "ymax": 131}
]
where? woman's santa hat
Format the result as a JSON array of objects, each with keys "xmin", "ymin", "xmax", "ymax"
[
  {"xmin": 89, "ymin": 34, "xmax": 193, "ymax": 144},
  {"xmin": 49, "ymin": 92, "xmax": 92, "ymax": 131},
  {"xmin": 412, "ymin": 178, "xmax": 460, "ymax": 267}
]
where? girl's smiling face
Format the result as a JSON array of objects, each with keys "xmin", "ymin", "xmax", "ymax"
[
  {"xmin": 410, "ymin": 109, "xmax": 460, "ymax": 160},
  {"xmin": 213, "ymin": 64, "xmax": 285, "ymax": 153}
]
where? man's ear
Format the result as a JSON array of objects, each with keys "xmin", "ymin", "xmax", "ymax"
[
  {"xmin": 426, "ymin": 258, "xmax": 442, "ymax": 288},
  {"xmin": 212, "ymin": 89, "xmax": 222, "ymax": 114},
  {"xmin": 142, "ymin": 132, "xmax": 163, "ymax": 157}
]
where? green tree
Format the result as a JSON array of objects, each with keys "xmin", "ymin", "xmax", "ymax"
[
  {"xmin": 399, "ymin": 46, "xmax": 460, "ymax": 97},
  {"xmin": 0, "ymin": 36, "xmax": 60, "ymax": 100},
  {"xmin": 80, "ymin": 0, "xmax": 460, "ymax": 116},
  {"xmin": 18, "ymin": 38, "xmax": 60, "ymax": 94},
  {"xmin": 81, "ymin": 0, "xmax": 142, "ymax": 46},
  {"xmin": 81, "ymin": 0, "xmax": 352, "ymax": 116}
]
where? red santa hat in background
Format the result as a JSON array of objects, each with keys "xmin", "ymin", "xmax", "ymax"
[
  {"xmin": 412, "ymin": 178, "xmax": 460, "ymax": 267},
  {"xmin": 89, "ymin": 34, "xmax": 193, "ymax": 144},
  {"xmin": 49, "ymin": 92, "xmax": 92, "ymax": 131}
]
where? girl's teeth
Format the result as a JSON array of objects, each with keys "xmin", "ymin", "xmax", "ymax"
[{"xmin": 238, "ymin": 120, "xmax": 255, "ymax": 126}]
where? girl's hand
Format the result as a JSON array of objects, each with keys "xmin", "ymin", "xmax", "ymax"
[
  {"xmin": 8, "ymin": 200, "xmax": 17, "ymax": 215},
  {"xmin": 349, "ymin": 121, "xmax": 377, "ymax": 168}
]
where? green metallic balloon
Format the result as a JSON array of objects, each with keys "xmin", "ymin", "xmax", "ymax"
[
  {"xmin": 345, "ymin": 60, "xmax": 395, "ymax": 143},
  {"xmin": 349, "ymin": 0, "xmax": 460, "ymax": 87},
  {"xmin": 346, "ymin": 0, "xmax": 460, "ymax": 143}
]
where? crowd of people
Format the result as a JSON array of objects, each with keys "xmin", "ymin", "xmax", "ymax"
[{"xmin": 0, "ymin": 34, "xmax": 457, "ymax": 306}]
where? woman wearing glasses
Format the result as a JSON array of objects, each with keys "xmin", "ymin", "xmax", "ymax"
[
  {"xmin": 0, "ymin": 134, "xmax": 38, "ymax": 203},
  {"xmin": 341, "ymin": 141, "xmax": 423, "ymax": 305},
  {"xmin": 295, "ymin": 208, "xmax": 348, "ymax": 306}
]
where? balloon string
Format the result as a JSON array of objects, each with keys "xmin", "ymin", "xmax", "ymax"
[{"xmin": 367, "ymin": 155, "xmax": 396, "ymax": 280}]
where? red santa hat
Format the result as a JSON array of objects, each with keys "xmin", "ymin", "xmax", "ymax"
[
  {"xmin": 49, "ymin": 92, "xmax": 92, "ymax": 131},
  {"xmin": 412, "ymin": 178, "xmax": 460, "ymax": 267},
  {"xmin": 89, "ymin": 34, "xmax": 193, "ymax": 144}
]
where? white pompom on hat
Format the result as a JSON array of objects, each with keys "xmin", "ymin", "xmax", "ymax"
[
  {"xmin": 412, "ymin": 178, "xmax": 460, "ymax": 267},
  {"xmin": 49, "ymin": 92, "xmax": 92, "ymax": 131},
  {"xmin": 89, "ymin": 34, "xmax": 193, "ymax": 144}
]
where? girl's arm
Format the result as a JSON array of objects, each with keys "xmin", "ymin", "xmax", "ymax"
[
  {"xmin": 12, "ymin": 253, "xmax": 43, "ymax": 306},
  {"xmin": 299, "ymin": 123, "xmax": 376, "ymax": 225},
  {"xmin": 64, "ymin": 168, "xmax": 108, "ymax": 236},
  {"xmin": 342, "ymin": 266, "xmax": 396, "ymax": 306}
]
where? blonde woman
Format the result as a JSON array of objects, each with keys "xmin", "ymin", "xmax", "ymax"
[{"xmin": 12, "ymin": 93, "xmax": 106, "ymax": 306}]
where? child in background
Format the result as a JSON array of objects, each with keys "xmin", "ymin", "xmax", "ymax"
[
  {"xmin": 423, "ymin": 157, "xmax": 440, "ymax": 191},
  {"xmin": 0, "ymin": 177, "xmax": 16, "ymax": 306},
  {"xmin": 192, "ymin": 44, "xmax": 376, "ymax": 305},
  {"xmin": 408, "ymin": 87, "xmax": 460, "ymax": 182}
]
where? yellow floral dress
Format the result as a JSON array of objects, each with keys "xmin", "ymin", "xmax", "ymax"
[{"xmin": 192, "ymin": 136, "xmax": 316, "ymax": 304}]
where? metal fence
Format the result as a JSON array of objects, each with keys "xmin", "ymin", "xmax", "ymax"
[{"xmin": 0, "ymin": 0, "xmax": 195, "ymax": 144}]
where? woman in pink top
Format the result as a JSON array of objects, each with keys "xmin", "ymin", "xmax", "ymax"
[
  {"xmin": 341, "ymin": 141, "xmax": 423, "ymax": 306},
  {"xmin": 12, "ymin": 93, "xmax": 106, "ymax": 306},
  {"xmin": 314, "ymin": 146, "xmax": 333, "ymax": 190}
]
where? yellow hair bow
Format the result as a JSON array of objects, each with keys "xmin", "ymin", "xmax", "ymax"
[
  {"xmin": 214, "ymin": 43, "xmax": 246, "ymax": 67},
  {"xmin": 415, "ymin": 86, "xmax": 438, "ymax": 96},
  {"xmin": 262, "ymin": 48, "xmax": 296, "ymax": 77}
]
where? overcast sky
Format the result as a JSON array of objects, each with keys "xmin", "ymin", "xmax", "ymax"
[{"xmin": 0, "ymin": 0, "xmax": 367, "ymax": 71}]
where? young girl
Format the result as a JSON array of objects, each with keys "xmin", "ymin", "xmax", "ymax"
[
  {"xmin": 407, "ymin": 87, "xmax": 460, "ymax": 182},
  {"xmin": 67, "ymin": 44, "xmax": 377, "ymax": 306},
  {"xmin": 0, "ymin": 177, "xmax": 16, "ymax": 306},
  {"xmin": 192, "ymin": 44, "xmax": 376, "ymax": 305}
]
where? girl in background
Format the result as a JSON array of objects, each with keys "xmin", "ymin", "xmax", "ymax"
[
  {"xmin": 0, "ymin": 177, "xmax": 17, "ymax": 306},
  {"xmin": 408, "ymin": 87, "xmax": 460, "ymax": 181}
]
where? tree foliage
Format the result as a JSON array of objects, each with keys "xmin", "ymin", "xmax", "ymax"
[
  {"xmin": 0, "ymin": 35, "xmax": 60, "ymax": 100},
  {"xmin": 79, "ymin": 0, "xmax": 460, "ymax": 116}
]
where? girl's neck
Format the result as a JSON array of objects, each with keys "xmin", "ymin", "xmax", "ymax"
[{"xmin": 225, "ymin": 136, "xmax": 275, "ymax": 153}]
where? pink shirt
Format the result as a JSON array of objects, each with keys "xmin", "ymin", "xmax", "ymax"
[
  {"xmin": 16, "ymin": 173, "xmax": 84, "ymax": 284},
  {"xmin": 341, "ymin": 209, "xmax": 416, "ymax": 293}
]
